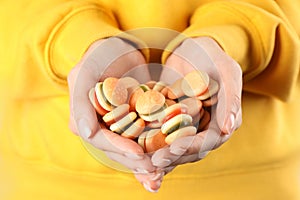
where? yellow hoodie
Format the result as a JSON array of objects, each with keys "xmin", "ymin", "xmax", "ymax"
[{"xmin": 0, "ymin": 0, "xmax": 300, "ymax": 199}]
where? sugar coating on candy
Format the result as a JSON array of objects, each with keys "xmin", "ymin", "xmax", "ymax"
[
  {"xmin": 103, "ymin": 104, "xmax": 130, "ymax": 125},
  {"xmin": 128, "ymin": 87, "xmax": 144, "ymax": 111},
  {"xmin": 95, "ymin": 82, "xmax": 114, "ymax": 111},
  {"xmin": 138, "ymin": 129, "xmax": 167, "ymax": 153},
  {"xmin": 179, "ymin": 97, "xmax": 203, "ymax": 117},
  {"xmin": 198, "ymin": 110, "xmax": 211, "ymax": 131},
  {"xmin": 147, "ymin": 120, "xmax": 163, "ymax": 129},
  {"xmin": 139, "ymin": 84, "xmax": 151, "ymax": 92},
  {"xmin": 88, "ymin": 87, "xmax": 108, "ymax": 116},
  {"xmin": 121, "ymin": 118, "xmax": 145, "ymax": 139},
  {"xmin": 153, "ymin": 81, "xmax": 167, "ymax": 92},
  {"xmin": 145, "ymin": 81, "xmax": 157, "ymax": 89},
  {"xmin": 119, "ymin": 77, "xmax": 140, "ymax": 90},
  {"xmin": 139, "ymin": 104, "xmax": 167, "ymax": 122},
  {"xmin": 160, "ymin": 87, "xmax": 169, "ymax": 97},
  {"xmin": 161, "ymin": 114, "xmax": 193, "ymax": 135},
  {"xmin": 165, "ymin": 99, "xmax": 176, "ymax": 106},
  {"xmin": 103, "ymin": 77, "xmax": 128, "ymax": 106},
  {"xmin": 181, "ymin": 70, "xmax": 209, "ymax": 97},
  {"xmin": 89, "ymin": 70, "xmax": 219, "ymax": 153},
  {"xmin": 197, "ymin": 79, "xmax": 219, "ymax": 100},
  {"xmin": 110, "ymin": 112, "xmax": 137, "ymax": 133},
  {"xmin": 144, "ymin": 129, "xmax": 167, "ymax": 153},
  {"xmin": 202, "ymin": 94, "xmax": 218, "ymax": 107},
  {"xmin": 138, "ymin": 131, "xmax": 147, "ymax": 150},
  {"xmin": 167, "ymin": 78, "xmax": 185, "ymax": 99},
  {"xmin": 136, "ymin": 90, "xmax": 166, "ymax": 115},
  {"xmin": 157, "ymin": 103, "xmax": 188, "ymax": 123},
  {"xmin": 165, "ymin": 126, "xmax": 197, "ymax": 145}
]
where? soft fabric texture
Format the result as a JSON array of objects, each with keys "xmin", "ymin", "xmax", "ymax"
[{"xmin": 0, "ymin": 0, "xmax": 300, "ymax": 199}]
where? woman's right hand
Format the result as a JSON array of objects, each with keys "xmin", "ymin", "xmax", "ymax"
[{"xmin": 67, "ymin": 37, "xmax": 163, "ymax": 191}]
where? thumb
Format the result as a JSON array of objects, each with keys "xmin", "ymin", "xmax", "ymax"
[
  {"xmin": 216, "ymin": 61, "xmax": 243, "ymax": 134},
  {"xmin": 68, "ymin": 64, "xmax": 98, "ymax": 137},
  {"xmin": 69, "ymin": 63, "xmax": 100, "ymax": 139}
]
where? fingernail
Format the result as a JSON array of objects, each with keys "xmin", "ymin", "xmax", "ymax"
[
  {"xmin": 225, "ymin": 113, "xmax": 235, "ymax": 134},
  {"xmin": 78, "ymin": 118, "xmax": 92, "ymax": 139},
  {"xmin": 125, "ymin": 152, "xmax": 143, "ymax": 160},
  {"xmin": 143, "ymin": 182, "xmax": 159, "ymax": 193},
  {"xmin": 170, "ymin": 146, "xmax": 186, "ymax": 155}
]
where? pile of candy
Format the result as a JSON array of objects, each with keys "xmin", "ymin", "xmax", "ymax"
[{"xmin": 89, "ymin": 70, "xmax": 219, "ymax": 153}]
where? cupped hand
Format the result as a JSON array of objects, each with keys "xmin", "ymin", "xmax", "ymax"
[
  {"xmin": 67, "ymin": 37, "xmax": 162, "ymax": 191},
  {"xmin": 152, "ymin": 36, "xmax": 243, "ymax": 173}
]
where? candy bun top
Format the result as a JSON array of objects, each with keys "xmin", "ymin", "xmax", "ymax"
[
  {"xmin": 118, "ymin": 77, "xmax": 140, "ymax": 90},
  {"xmin": 197, "ymin": 78, "xmax": 219, "ymax": 100},
  {"xmin": 102, "ymin": 104, "xmax": 130, "ymax": 125},
  {"xmin": 179, "ymin": 97, "xmax": 203, "ymax": 117},
  {"xmin": 157, "ymin": 103, "xmax": 188, "ymax": 123},
  {"xmin": 135, "ymin": 90, "xmax": 166, "ymax": 115},
  {"xmin": 103, "ymin": 77, "xmax": 128, "ymax": 106},
  {"xmin": 181, "ymin": 70, "xmax": 209, "ymax": 97}
]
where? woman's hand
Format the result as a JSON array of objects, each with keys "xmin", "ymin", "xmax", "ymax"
[
  {"xmin": 67, "ymin": 37, "xmax": 162, "ymax": 191},
  {"xmin": 152, "ymin": 36, "xmax": 243, "ymax": 173}
]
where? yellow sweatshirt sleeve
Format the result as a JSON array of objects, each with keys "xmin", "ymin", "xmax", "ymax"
[
  {"xmin": 11, "ymin": 0, "xmax": 148, "ymax": 99},
  {"xmin": 11, "ymin": 1, "xmax": 121, "ymax": 99},
  {"xmin": 162, "ymin": 1, "xmax": 300, "ymax": 101}
]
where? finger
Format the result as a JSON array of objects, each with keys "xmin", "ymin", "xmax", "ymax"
[
  {"xmin": 67, "ymin": 65, "xmax": 81, "ymax": 135},
  {"xmin": 68, "ymin": 114, "xmax": 78, "ymax": 135},
  {"xmin": 134, "ymin": 169, "xmax": 165, "ymax": 179},
  {"xmin": 151, "ymin": 147, "xmax": 181, "ymax": 168},
  {"xmin": 216, "ymin": 60, "xmax": 242, "ymax": 134},
  {"xmin": 68, "ymin": 63, "xmax": 102, "ymax": 137},
  {"xmin": 104, "ymin": 151, "xmax": 155, "ymax": 173},
  {"xmin": 170, "ymin": 154, "xmax": 200, "ymax": 166},
  {"xmin": 67, "ymin": 65, "xmax": 80, "ymax": 105},
  {"xmin": 152, "ymin": 136, "xmax": 210, "ymax": 168},
  {"xmin": 88, "ymin": 128, "xmax": 145, "ymax": 159},
  {"xmin": 72, "ymin": 63, "xmax": 102, "ymax": 139},
  {"xmin": 169, "ymin": 125, "xmax": 224, "ymax": 156},
  {"xmin": 67, "ymin": 40, "xmax": 107, "ymax": 136},
  {"xmin": 105, "ymin": 152, "xmax": 163, "ymax": 193},
  {"xmin": 134, "ymin": 172, "xmax": 163, "ymax": 193},
  {"xmin": 236, "ymin": 107, "xmax": 242, "ymax": 129}
]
